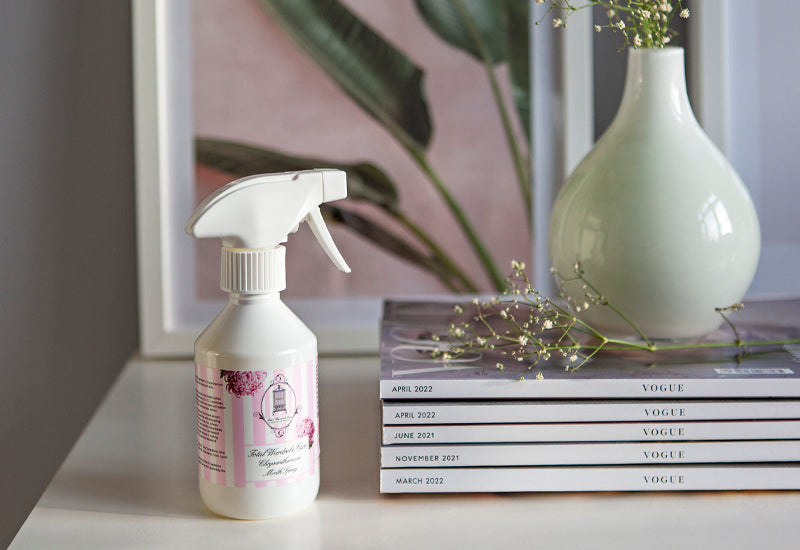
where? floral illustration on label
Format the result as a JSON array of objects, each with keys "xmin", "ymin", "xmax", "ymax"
[
  {"xmin": 296, "ymin": 417, "xmax": 316, "ymax": 448},
  {"xmin": 256, "ymin": 374, "xmax": 301, "ymax": 437},
  {"xmin": 219, "ymin": 370, "xmax": 268, "ymax": 397}
]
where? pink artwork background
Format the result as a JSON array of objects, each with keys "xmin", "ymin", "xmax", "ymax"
[{"xmin": 192, "ymin": 0, "xmax": 531, "ymax": 299}]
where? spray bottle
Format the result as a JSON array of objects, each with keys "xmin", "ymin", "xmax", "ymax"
[{"xmin": 185, "ymin": 168, "xmax": 350, "ymax": 519}]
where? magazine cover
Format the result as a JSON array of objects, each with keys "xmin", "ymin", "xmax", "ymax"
[{"xmin": 379, "ymin": 299, "xmax": 800, "ymax": 399}]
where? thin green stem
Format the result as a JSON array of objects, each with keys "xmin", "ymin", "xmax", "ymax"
[
  {"xmin": 573, "ymin": 338, "xmax": 800, "ymax": 355},
  {"xmin": 640, "ymin": 339, "xmax": 800, "ymax": 353},
  {"xmin": 566, "ymin": 271, "xmax": 655, "ymax": 348},
  {"xmin": 453, "ymin": 0, "xmax": 531, "ymax": 220},
  {"xmin": 716, "ymin": 307, "xmax": 743, "ymax": 346},
  {"xmin": 394, "ymin": 211, "xmax": 479, "ymax": 292},
  {"xmin": 408, "ymin": 147, "xmax": 506, "ymax": 290}
]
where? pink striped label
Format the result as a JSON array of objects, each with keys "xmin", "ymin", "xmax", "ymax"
[{"xmin": 195, "ymin": 361, "xmax": 319, "ymax": 488}]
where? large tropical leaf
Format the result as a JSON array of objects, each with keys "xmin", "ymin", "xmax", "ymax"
[
  {"xmin": 414, "ymin": 0, "xmax": 508, "ymax": 63},
  {"xmin": 195, "ymin": 137, "xmax": 399, "ymax": 212},
  {"xmin": 323, "ymin": 205, "xmax": 461, "ymax": 291},
  {"xmin": 255, "ymin": 0, "xmax": 432, "ymax": 152},
  {"xmin": 195, "ymin": 137, "xmax": 476, "ymax": 291}
]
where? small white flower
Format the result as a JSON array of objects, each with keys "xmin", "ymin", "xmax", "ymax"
[
  {"xmin": 495, "ymin": 362, "xmax": 505, "ymax": 370},
  {"xmin": 453, "ymin": 305, "xmax": 463, "ymax": 314},
  {"xmin": 519, "ymin": 335, "xmax": 529, "ymax": 346},
  {"xmin": 633, "ymin": 34, "xmax": 642, "ymax": 47},
  {"xmin": 500, "ymin": 309, "xmax": 509, "ymax": 319},
  {"xmin": 569, "ymin": 354, "xmax": 578, "ymax": 363},
  {"xmin": 595, "ymin": 24, "xmax": 602, "ymax": 32},
  {"xmin": 607, "ymin": 9, "xmax": 616, "ymax": 18},
  {"xmin": 640, "ymin": 9, "xmax": 651, "ymax": 18},
  {"xmin": 535, "ymin": 371, "xmax": 544, "ymax": 380},
  {"xmin": 616, "ymin": 20, "xmax": 625, "ymax": 30},
  {"xmin": 662, "ymin": 35, "xmax": 671, "ymax": 44},
  {"xmin": 542, "ymin": 319, "xmax": 554, "ymax": 330},
  {"xmin": 553, "ymin": 18, "xmax": 563, "ymax": 28},
  {"xmin": 680, "ymin": 8, "xmax": 690, "ymax": 18}
]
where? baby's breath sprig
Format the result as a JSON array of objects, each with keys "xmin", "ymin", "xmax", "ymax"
[
  {"xmin": 446, "ymin": 260, "xmax": 620, "ymax": 372},
  {"xmin": 535, "ymin": 0, "xmax": 689, "ymax": 50},
  {"xmin": 442, "ymin": 260, "xmax": 800, "ymax": 374}
]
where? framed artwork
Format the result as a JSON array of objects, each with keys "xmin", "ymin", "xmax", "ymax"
[
  {"xmin": 134, "ymin": 0, "xmax": 798, "ymax": 358},
  {"xmin": 132, "ymin": 0, "xmax": 593, "ymax": 358}
]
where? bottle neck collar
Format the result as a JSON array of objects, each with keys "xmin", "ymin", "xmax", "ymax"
[{"xmin": 220, "ymin": 246, "xmax": 286, "ymax": 294}]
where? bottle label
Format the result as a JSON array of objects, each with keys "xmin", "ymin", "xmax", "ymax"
[{"xmin": 195, "ymin": 361, "xmax": 319, "ymax": 488}]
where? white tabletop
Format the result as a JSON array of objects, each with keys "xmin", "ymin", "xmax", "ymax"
[{"xmin": 11, "ymin": 355, "xmax": 800, "ymax": 549}]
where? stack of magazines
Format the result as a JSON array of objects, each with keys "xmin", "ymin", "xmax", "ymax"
[{"xmin": 379, "ymin": 299, "xmax": 800, "ymax": 493}]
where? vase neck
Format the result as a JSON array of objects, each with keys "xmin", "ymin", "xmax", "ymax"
[{"xmin": 616, "ymin": 47, "xmax": 695, "ymax": 127}]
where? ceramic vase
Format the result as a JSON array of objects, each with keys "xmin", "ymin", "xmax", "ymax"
[{"xmin": 548, "ymin": 47, "xmax": 760, "ymax": 339}]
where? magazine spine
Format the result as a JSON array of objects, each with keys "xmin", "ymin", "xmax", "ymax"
[
  {"xmin": 382, "ymin": 420, "xmax": 800, "ymax": 445},
  {"xmin": 382, "ymin": 400, "xmax": 800, "ymax": 425},
  {"xmin": 380, "ymin": 440, "xmax": 800, "ymax": 468},
  {"xmin": 380, "ymin": 464, "xmax": 800, "ymax": 493},
  {"xmin": 380, "ymin": 379, "xmax": 800, "ymax": 400}
]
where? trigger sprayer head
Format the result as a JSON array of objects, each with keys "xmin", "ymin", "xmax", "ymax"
[{"xmin": 185, "ymin": 169, "xmax": 351, "ymax": 293}]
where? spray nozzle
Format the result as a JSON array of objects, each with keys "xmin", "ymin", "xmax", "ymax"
[{"xmin": 185, "ymin": 169, "xmax": 351, "ymax": 293}]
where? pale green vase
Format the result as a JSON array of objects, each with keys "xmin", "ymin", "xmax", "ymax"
[{"xmin": 548, "ymin": 47, "xmax": 760, "ymax": 339}]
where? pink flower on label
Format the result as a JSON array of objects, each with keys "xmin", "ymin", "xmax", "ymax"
[
  {"xmin": 219, "ymin": 370, "xmax": 268, "ymax": 397},
  {"xmin": 296, "ymin": 417, "xmax": 316, "ymax": 448}
]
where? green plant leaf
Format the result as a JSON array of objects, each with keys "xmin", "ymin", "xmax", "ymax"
[
  {"xmin": 255, "ymin": 0, "xmax": 432, "ymax": 152},
  {"xmin": 323, "ymin": 205, "xmax": 462, "ymax": 292},
  {"xmin": 415, "ymin": 0, "xmax": 530, "ymax": 143},
  {"xmin": 195, "ymin": 137, "xmax": 399, "ymax": 212},
  {"xmin": 414, "ymin": 0, "xmax": 508, "ymax": 63}
]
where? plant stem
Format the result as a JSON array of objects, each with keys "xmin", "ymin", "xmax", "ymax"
[
  {"xmin": 624, "ymin": 338, "xmax": 800, "ymax": 353},
  {"xmin": 565, "ymin": 271, "xmax": 655, "ymax": 348},
  {"xmin": 453, "ymin": 0, "xmax": 531, "ymax": 221},
  {"xmin": 716, "ymin": 307, "xmax": 743, "ymax": 346},
  {"xmin": 394, "ymin": 211, "xmax": 479, "ymax": 292},
  {"xmin": 407, "ymin": 146, "xmax": 506, "ymax": 291}
]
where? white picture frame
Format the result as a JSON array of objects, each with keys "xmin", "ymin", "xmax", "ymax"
[
  {"xmin": 133, "ymin": 0, "xmax": 383, "ymax": 357},
  {"xmin": 132, "ymin": 0, "xmax": 592, "ymax": 358},
  {"xmin": 531, "ymin": 2, "xmax": 594, "ymax": 297}
]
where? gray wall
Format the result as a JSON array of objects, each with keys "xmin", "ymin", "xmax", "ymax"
[{"xmin": 0, "ymin": 1, "xmax": 138, "ymax": 546}]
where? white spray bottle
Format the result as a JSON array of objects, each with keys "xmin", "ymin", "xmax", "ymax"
[{"xmin": 185, "ymin": 168, "xmax": 350, "ymax": 519}]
